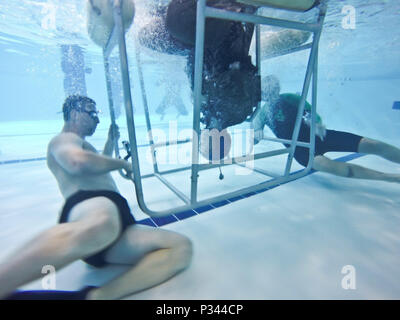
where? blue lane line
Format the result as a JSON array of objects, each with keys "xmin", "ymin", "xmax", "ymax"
[
  {"xmin": 334, "ymin": 153, "xmax": 365, "ymax": 163},
  {"xmin": 0, "ymin": 157, "xmax": 47, "ymax": 165}
]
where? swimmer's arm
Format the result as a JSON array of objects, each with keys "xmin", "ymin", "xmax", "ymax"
[
  {"xmin": 103, "ymin": 124, "xmax": 119, "ymax": 156},
  {"xmin": 103, "ymin": 137, "xmax": 113, "ymax": 156},
  {"xmin": 50, "ymin": 134, "xmax": 130, "ymax": 175}
]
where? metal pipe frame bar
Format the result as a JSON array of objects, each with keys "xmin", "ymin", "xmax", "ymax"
[
  {"xmin": 151, "ymin": 138, "xmax": 192, "ymax": 149},
  {"xmin": 112, "ymin": 0, "xmax": 148, "ymax": 210},
  {"xmin": 234, "ymin": 162, "xmax": 280, "ymax": 179},
  {"xmin": 102, "ymin": 0, "xmax": 326, "ymax": 217},
  {"xmin": 283, "ymin": 37, "xmax": 318, "ymax": 175},
  {"xmin": 104, "ymin": 48, "xmax": 131, "ymax": 180},
  {"xmin": 305, "ymin": 28, "xmax": 322, "ymax": 173},
  {"xmin": 261, "ymin": 136, "xmax": 312, "ymax": 148},
  {"xmin": 248, "ymin": 21, "xmax": 262, "ymax": 123},
  {"xmin": 151, "ymin": 167, "xmax": 310, "ymax": 217},
  {"xmin": 198, "ymin": 148, "xmax": 290, "ymax": 171},
  {"xmin": 134, "ymin": 38, "xmax": 159, "ymax": 174},
  {"xmin": 284, "ymin": 3, "xmax": 327, "ymax": 176},
  {"xmin": 103, "ymin": 54, "xmax": 119, "ymax": 158},
  {"xmin": 205, "ymin": 6, "xmax": 320, "ymax": 32},
  {"xmin": 262, "ymin": 42, "xmax": 312, "ymax": 60},
  {"xmin": 154, "ymin": 173, "xmax": 191, "ymax": 205},
  {"xmin": 136, "ymin": 165, "xmax": 310, "ymax": 218},
  {"xmin": 140, "ymin": 147, "xmax": 289, "ymax": 180},
  {"xmin": 305, "ymin": 2, "xmax": 328, "ymax": 172},
  {"xmin": 306, "ymin": 47, "xmax": 318, "ymax": 171},
  {"xmin": 190, "ymin": 0, "xmax": 207, "ymax": 204},
  {"xmin": 256, "ymin": 23, "xmax": 261, "ymax": 72},
  {"xmin": 247, "ymin": 40, "xmax": 312, "ymax": 124},
  {"xmin": 104, "ymin": 14, "xmax": 118, "ymax": 58}
]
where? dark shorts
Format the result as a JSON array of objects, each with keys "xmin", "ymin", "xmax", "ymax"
[
  {"xmin": 293, "ymin": 127, "xmax": 363, "ymax": 167},
  {"xmin": 58, "ymin": 190, "xmax": 136, "ymax": 268}
]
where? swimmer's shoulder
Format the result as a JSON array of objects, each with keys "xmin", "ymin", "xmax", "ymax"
[{"xmin": 48, "ymin": 132, "xmax": 84, "ymax": 153}]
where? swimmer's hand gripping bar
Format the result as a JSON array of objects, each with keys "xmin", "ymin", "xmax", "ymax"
[{"xmin": 118, "ymin": 140, "xmax": 133, "ymax": 180}]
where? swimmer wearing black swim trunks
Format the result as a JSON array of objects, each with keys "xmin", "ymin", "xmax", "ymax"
[
  {"xmin": 262, "ymin": 92, "xmax": 362, "ymax": 167},
  {"xmin": 0, "ymin": 95, "xmax": 192, "ymax": 300},
  {"xmin": 253, "ymin": 75, "xmax": 400, "ymax": 183},
  {"xmin": 59, "ymin": 190, "xmax": 136, "ymax": 268}
]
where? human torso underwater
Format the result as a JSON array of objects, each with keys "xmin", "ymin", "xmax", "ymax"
[
  {"xmin": 266, "ymin": 93, "xmax": 322, "ymax": 140},
  {"xmin": 47, "ymin": 133, "xmax": 118, "ymax": 200}
]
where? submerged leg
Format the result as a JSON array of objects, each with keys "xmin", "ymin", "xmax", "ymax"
[
  {"xmin": 358, "ymin": 137, "xmax": 400, "ymax": 164},
  {"xmin": 0, "ymin": 197, "xmax": 121, "ymax": 299},
  {"xmin": 313, "ymin": 155, "xmax": 400, "ymax": 183},
  {"xmin": 87, "ymin": 224, "xmax": 193, "ymax": 300}
]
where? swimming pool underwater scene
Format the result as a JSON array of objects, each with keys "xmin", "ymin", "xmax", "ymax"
[{"xmin": 0, "ymin": 0, "xmax": 400, "ymax": 300}]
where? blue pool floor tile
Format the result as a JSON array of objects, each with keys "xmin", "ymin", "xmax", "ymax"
[
  {"xmin": 175, "ymin": 210, "xmax": 198, "ymax": 220},
  {"xmin": 212, "ymin": 200, "xmax": 230, "ymax": 208},
  {"xmin": 228, "ymin": 195, "xmax": 245, "ymax": 202},
  {"xmin": 243, "ymin": 191, "xmax": 257, "ymax": 198},
  {"xmin": 255, "ymin": 188, "xmax": 269, "ymax": 194},
  {"xmin": 151, "ymin": 215, "xmax": 178, "ymax": 227},
  {"xmin": 137, "ymin": 218, "xmax": 157, "ymax": 227},
  {"xmin": 336, "ymin": 153, "xmax": 364, "ymax": 163},
  {"xmin": 194, "ymin": 205, "xmax": 214, "ymax": 214}
]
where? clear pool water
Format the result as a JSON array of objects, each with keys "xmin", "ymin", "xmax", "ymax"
[{"xmin": 0, "ymin": 0, "xmax": 400, "ymax": 299}]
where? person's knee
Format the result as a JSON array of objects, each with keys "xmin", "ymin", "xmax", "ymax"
[
  {"xmin": 357, "ymin": 137, "xmax": 380, "ymax": 154},
  {"xmin": 313, "ymin": 155, "xmax": 354, "ymax": 178}
]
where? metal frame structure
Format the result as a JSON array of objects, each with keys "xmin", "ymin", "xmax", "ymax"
[{"xmin": 102, "ymin": 0, "xmax": 328, "ymax": 217}]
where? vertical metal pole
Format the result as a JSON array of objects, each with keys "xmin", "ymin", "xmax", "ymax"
[
  {"xmin": 112, "ymin": 0, "xmax": 145, "ymax": 202},
  {"xmin": 284, "ymin": 26, "xmax": 323, "ymax": 176},
  {"xmin": 307, "ymin": 47, "xmax": 318, "ymax": 170},
  {"xmin": 247, "ymin": 22, "xmax": 261, "ymax": 123},
  {"xmin": 190, "ymin": 0, "xmax": 207, "ymax": 204},
  {"xmin": 134, "ymin": 38, "xmax": 159, "ymax": 174},
  {"xmin": 253, "ymin": 23, "xmax": 262, "ymax": 125},
  {"xmin": 256, "ymin": 24, "xmax": 261, "ymax": 75},
  {"xmin": 103, "ymin": 53, "xmax": 120, "ymax": 158}
]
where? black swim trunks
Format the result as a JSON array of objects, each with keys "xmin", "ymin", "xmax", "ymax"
[
  {"xmin": 292, "ymin": 126, "xmax": 363, "ymax": 167},
  {"xmin": 266, "ymin": 94, "xmax": 363, "ymax": 167},
  {"xmin": 58, "ymin": 190, "xmax": 136, "ymax": 268}
]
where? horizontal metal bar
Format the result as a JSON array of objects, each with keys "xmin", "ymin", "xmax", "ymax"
[
  {"xmin": 205, "ymin": 7, "xmax": 320, "ymax": 32},
  {"xmin": 198, "ymin": 148, "xmax": 290, "ymax": 171},
  {"xmin": 261, "ymin": 136, "xmax": 311, "ymax": 148},
  {"xmin": 234, "ymin": 162, "xmax": 280, "ymax": 178},
  {"xmin": 143, "ymin": 166, "xmax": 190, "ymax": 179},
  {"xmin": 262, "ymin": 43, "xmax": 312, "ymax": 60},
  {"xmin": 152, "ymin": 138, "xmax": 192, "ymax": 149},
  {"xmin": 154, "ymin": 173, "xmax": 191, "ymax": 205},
  {"xmin": 140, "ymin": 167, "xmax": 310, "ymax": 218},
  {"xmin": 140, "ymin": 148, "xmax": 289, "ymax": 179}
]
